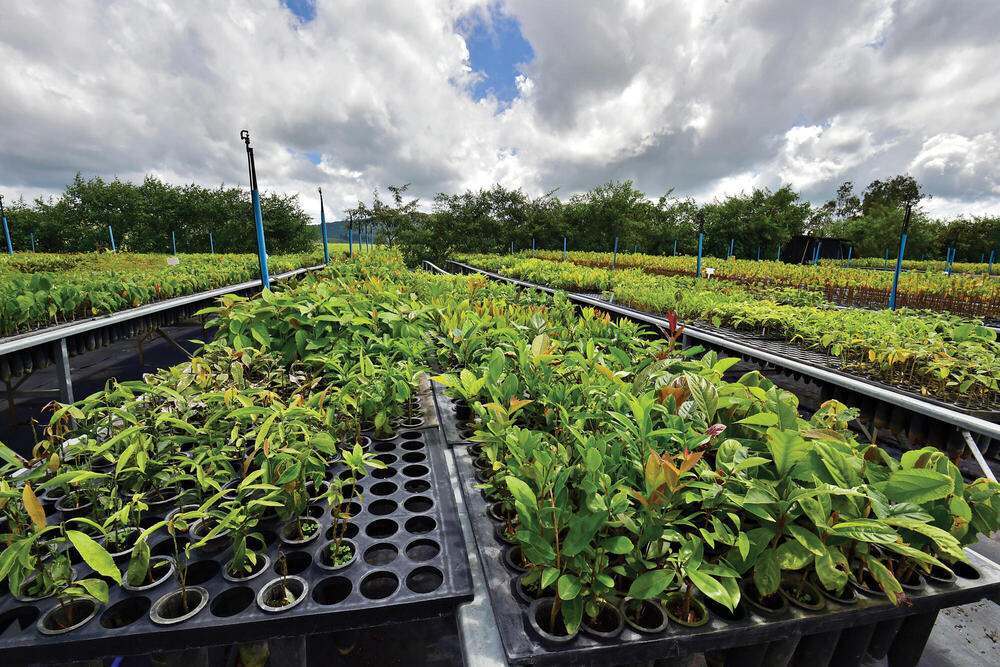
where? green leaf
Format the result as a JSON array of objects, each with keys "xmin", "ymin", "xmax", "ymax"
[
  {"xmin": 541, "ymin": 567, "xmax": 560, "ymax": 590},
  {"xmin": 558, "ymin": 574, "xmax": 581, "ymax": 601},
  {"xmin": 687, "ymin": 568, "xmax": 736, "ymax": 611},
  {"xmin": 126, "ymin": 539, "xmax": 151, "ymax": 587},
  {"xmin": 627, "ymin": 569, "xmax": 675, "ymax": 600},
  {"xmin": 815, "ymin": 549, "xmax": 848, "ymax": 592},
  {"xmin": 737, "ymin": 413, "xmax": 780, "ymax": 428},
  {"xmin": 786, "ymin": 524, "xmax": 826, "ymax": 556},
  {"xmin": 776, "ymin": 540, "xmax": 813, "ymax": 570},
  {"xmin": 829, "ymin": 520, "xmax": 900, "ymax": 544},
  {"xmin": 561, "ymin": 595, "xmax": 584, "ymax": 635},
  {"xmin": 75, "ymin": 578, "xmax": 110, "ymax": 603},
  {"xmin": 877, "ymin": 468, "xmax": 954, "ymax": 504},
  {"xmin": 765, "ymin": 428, "xmax": 808, "ymax": 478},
  {"xmin": 561, "ymin": 512, "xmax": 605, "ymax": 558},
  {"xmin": 601, "ymin": 536, "xmax": 634, "ymax": 555},
  {"xmin": 753, "ymin": 548, "xmax": 780, "ymax": 596},
  {"xmin": 66, "ymin": 530, "xmax": 122, "ymax": 584}
]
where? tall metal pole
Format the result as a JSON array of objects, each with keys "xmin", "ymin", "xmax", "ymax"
[
  {"xmin": 531, "ymin": 237, "xmax": 535, "ymax": 258},
  {"xmin": 563, "ymin": 237, "xmax": 566, "ymax": 262},
  {"xmin": 947, "ymin": 247, "xmax": 954, "ymax": 277},
  {"xmin": 889, "ymin": 205, "xmax": 911, "ymax": 311},
  {"xmin": 30, "ymin": 232, "xmax": 35, "ymax": 252},
  {"xmin": 696, "ymin": 214, "xmax": 704, "ymax": 278},
  {"xmin": 210, "ymin": 232, "xmax": 215, "ymax": 254},
  {"xmin": 989, "ymin": 250, "xmax": 995, "ymax": 278},
  {"xmin": 884, "ymin": 247, "xmax": 889, "ymax": 269},
  {"xmin": 728, "ymin": 238, "xmax": 734, "ymax": 259},
  {"xmin": 776, "ymin": 244, "xmax": 781, "ymax": 262},
  {"xmin": 318, "ymin": 187, "xmax": 330, "ymax": 264},
  {"xmin": 0, "ymin": 195, "xmax": 12, "ymax": 255},
  {"xmin": 612, "ymin": 237, "xmax": 619, "ymax": 270},
  {"xmin": 108, "ymin": 225, "xmax": 116, "ymax": 253},
  {"xmin": 757, "ymin": 246, "xmax": 760, "ymax": 261},
  {"xmin": 673, "ymin": 239, "xmax": 677, "ymax": 256},
  {"xmin": 172, "ymin": 230, "xmax": 177, "ymax": 256},
  {"xmin": 241, "ymin": 130, "xmax": 270, "ymax": 289},
  {"xmin": 847, "ymin": 246, "xmax": 853, "ymax": 268}
]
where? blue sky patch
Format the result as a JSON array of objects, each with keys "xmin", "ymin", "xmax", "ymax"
[
  {"xmin": 282, "ymin": 0, "xmax": 316, "ymax": 24},
  {"xmin": 458, "ymin": 5, "xmax": 534, "ymax": 106}
]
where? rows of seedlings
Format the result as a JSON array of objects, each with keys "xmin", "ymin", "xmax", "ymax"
[
  {"xmin": 419, "ymin": 265, "xmax": 1000, "ymax": 664},
  {"xmin": 0, "ymin": 255, "xmax": 472, "ymax": 664}
]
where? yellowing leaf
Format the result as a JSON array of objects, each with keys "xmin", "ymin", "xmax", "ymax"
[{"xmin": 22, "ymin": 482, "xmax": 46, "ymax": 530}]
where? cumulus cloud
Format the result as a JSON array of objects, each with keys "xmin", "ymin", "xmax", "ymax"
[{"xmin": 1, "ymin": 0, "xmax": 999, "ymax": 221}]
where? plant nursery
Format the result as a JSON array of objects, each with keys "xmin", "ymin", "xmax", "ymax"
[{"xmin": 1, "ymin": 247, "xmax": 999, "ymax": 667}]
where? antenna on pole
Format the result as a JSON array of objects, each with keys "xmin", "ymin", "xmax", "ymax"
[{"xmin": 241, "ymin": 129, "xmax": 270, "ymax": 289}]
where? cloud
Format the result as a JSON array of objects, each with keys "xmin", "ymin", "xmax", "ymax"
[{"xmin": 1, "ymin": 0, "xmax": 999, "ymax": 222}]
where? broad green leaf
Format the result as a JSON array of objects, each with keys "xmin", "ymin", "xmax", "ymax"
[
  {"xmin": 688, "ymin": 568, "xmax": 735, "ymax": 611},
  {"xmin": 877, "ymin": 468, "xmax": 954, "ymax": 504},
  {"xmin": 558, "ymin": 574, "xmax": 581, "ymax": 601},
  {"xmin": 627, "ymin": 569, "xmax": 675, "ymax": 599},
  {"xmin": 67, "ymin": 530, "xmax": 122, "ymax": 584},
  {"xmin": 754, "ymin": 547, "xmax": 780, "ymax": 596},
  {"xmin": 601, "ymin": 536, "xmax": 634, "ymax": 555}
]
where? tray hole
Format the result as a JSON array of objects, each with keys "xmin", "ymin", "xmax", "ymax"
[
  {"xmin": 401, "ymin": 440, "xmax": 425, "ymax": 451},
  {"xmin": 306, "ymin": 504, "xmax": 326, "ymax": 519},
  {"xmin": 0, "ymin": 607, "xmax": 39, "ymax": 634},
  {"xmin": 340, "ymin": 484, "xmax": 362, "ymax": 498},
  {"xmin": 400, "ymin": 431, "xmax": 422, "ymax": 440},
  {"xmin": 404, "ymin": 480, "xmax": 431, "ymax": 494},
  {"xmin": 402, "ymin": 452, "xmax": 426, "ymax": 463},
  {"xmin": 326, "ymin": 523, "xmax": 359, "ymax": 540},
  {"xmin": 338, "ymin": 469, "xmax": 365, "ymax": 483},
  {"xmin": 313, "ymin": 576, "xmax": 352, "ymax": 605},
  {"xmin": 370, "ymin": 482, "xmax": 398, "ymax": 496},
  {"xmin": 150, "ymin": 538, "xmax": 175, "ymax": 557},
  {"xmin": 360, "ymin": 571, "xmax": 399, "ymax": 600},
  {"xmin": 276, "ymin": 551, "xmax": 312, "ymax": 576},
  {"xmin": 210, "ymin": 586, "xmax": 254, "ymax": 618},
  {"xmin": 333, "ymin": 502, "xmax": 362, "ymax": 519},
  {"xmin": 368, "ymin": 499, "xmax": 398, "ymax": 516},
  {"xmin": 248, "ymin": 530, "xmax": 277, "ymax": 550},
  {"xmin": 405, "ymin": 539, "xmax": 440, "ymax": 562},
  {"xmin": 366, "ymin": 519, "xmax": 399, "ymax": 539},
  {"xmin": 952, "ymin": 561, "xmax": 981, "ymax": 580},
  {"xmin": 406, "ymin": 566, "xmax": 443, "ymax": 594},
  {"xmin": 372, "ymin": 467, "xmax": 398, "ymax": 479},
  {"xmin": 100, "ymin": 597, "xmax": 150, "ymax": 628},
  {"xmin": 374, "ymin": 442, "xmax": 396, "ymax": 453},
  {"xmin": 376, "ymin": 454, "xmax": 398, "ymax": 465},
  {"xmin": 404, "ymin": 496, "xmax": 434, "ymax": 513},
  {"xmin": 364, "ymin": 543, "xmax": 399, "ymax": 566},
  {"xmin": 402, "ymin": 464, "xmax": 429, "ymax": 478},
  {"xmin": 185, "ymin": 560, "xmax": 221, "ymax": 586},
  {"xmin": 405, "ymin": 516, "xmax": 437, "ymax": 534}
]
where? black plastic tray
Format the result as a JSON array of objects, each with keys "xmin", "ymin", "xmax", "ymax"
[
  {"xmin": 0, "ymin": 396, "xmax": 473, "ymax": 665},
  {"xmin": 433, "ymin": 392, "xmax": 1000, "ymax": 666}
]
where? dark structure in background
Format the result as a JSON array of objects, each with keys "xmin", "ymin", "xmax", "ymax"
[{"xmin": 782, "ymin": 235, "xmax": 850, "ymax": 264}]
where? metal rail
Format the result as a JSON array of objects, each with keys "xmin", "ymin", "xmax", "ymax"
[
  {"xmin": 446, "ymin": 260, "xmax": 1000, "ymax": 444},
  {"xmin": 0, "ymin": 265, "xmax": 324, "ymax": 357}
]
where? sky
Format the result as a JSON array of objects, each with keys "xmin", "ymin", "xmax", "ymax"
[{"xmin": 1, "ymin": 0, "xmax": 999, "ymax": 222}]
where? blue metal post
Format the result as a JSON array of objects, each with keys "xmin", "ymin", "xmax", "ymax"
[
  {"xmin": 172, "ymin": 230, "xmax": 177, "ymax": 256},
  {"xmin": 697, "ymin": 233, "xmax": 704, "ymax": 277},
  {"xmin": 318, "ymin": 187, "xmax": 330, "ymax": 264},
  {"xmin": 757, "ymin": 246, "xmax": 760, "ymax": 261},
  {"xmin": 776, "ymin": 244, "xmax": 781, "ymax": 262},
  {"xmin": 884, "ymin": 247, "xmax": 889, "ymax": 269},
  {"xmin": 30, "ymin": 233, "xmax": 35, "ymax": 252},
  {"xmin": 889, "ymin": 205, "xmax": 910, "ymax": 311},
  {"xmin": 728, "ymin": 238, "xmax": 734, "ymax": 259},
  {"xmin": 813, "ymin": 240, "xmax": 823, "ymax": 265},
  {"xmin": 563, "ymin": 237, "xmax": 566, "ymax": 261},
  {"xmin": 847, "ymin": 246, "xmax": 853, "ymax": 268},
  {"xmin": 981, "ymin": 253, "xmax": 985, "ymax": 265},
  {"xmin": 673, "ymin": 239, "xmax": 677, "ymax": 256},
  {"xmin": 510, "ymin": 240, "xmax": 513, "ymax": 255},
  {"xmin": 532, "ymin": 237, "xmax": 535, "ymax": 258},
  {"xmin": 210, "ymin": 232, "xmax": 215, "ymax": 254},
  {"xmin": 108, "ymin": 225, "xmax": 116, "ymax": 253},
  {"xmin": 989, "ymin": 250, "xmax": 995, "ymax": 277},
  {"xmin": 947, "ymin": 247, "xmax": 954, "ymax": 276},
  {"xmin": 349, "ymin": 227, "xmax": 353, "ymax": 257},
  {"xmin": 612, "ymin": 237, "xmax": 619, "ymax": 270},
  {"xmin": 633, "ymin": 243, "xmax": 637, "ymax": 254},
  {"xmin": 0, "ymin": 195, "xmax": 10, "ymax": 255},
  {"xmin": 240, "ymin": 130, "xmax": 270, "ymax": 289}
]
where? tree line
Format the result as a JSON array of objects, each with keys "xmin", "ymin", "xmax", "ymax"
[
  {"xmin": 2, "ymin": 174, "xmax": 315, "ymax": 254},
  {"xmin": 348, "ymin": 175, "xmax": 1000, "ymax": 266}
]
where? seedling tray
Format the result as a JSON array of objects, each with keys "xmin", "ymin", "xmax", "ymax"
[
  {"xmin": 434, "ymin": 395, "xmax": 1000, "ymax": 666},
  {"xmin": 0, "ymin": 395, "xmax": 473, "ymax": 665}
]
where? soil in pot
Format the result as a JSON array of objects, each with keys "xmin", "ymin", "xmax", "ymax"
[
  {"xmin": 851, "ymin": 568, "xmax": 888, "ymax": 598},
  {"xmin": 280, "ymin": 517, "xmax": 321, "ymax": 546},
  {"xmin": 104, "ymin": 528, "xmax": 140, "ymax": 560},
  {"xmin": 620, "ymin": 597, "xmax": 670, "ymax": 633},
  {"xmin": 150, "ymin": 587, "xmax": 209, "ymax": 625},
  {"xmin": 779, "ymin": 578, "xmax": 826, "ymax": 611},
  {"xmin": 740, "ymin": 580, "xmax": 788, "ymax": 616},
  {"xmin": 37, "ymin": 597, "xmax": 100, "ymax": 635},
  {"xmin": 527, "ymin": 597, "xmax": 578, "ymax": 646},
  {"xmin": 189, "ymin": 519, "xmax": 231, "ymax": 553},
  {"xmin": 663, "ymin": 591, "xmax": 709, "ymax": 627},
  {"xmin": 512, "ymin": 574, "xmax": 551, "ymax": 606},
  {"xmin": 55, "ymin": 494, "xmax": 93, "ymax": 519},
  {"xmin": 581, "ymin": 599, "xmax": 624, "ymax": 639},
  {"xmin": 224, "ymin": 553, "xmax": 271, "ymax": 582},
  {"xmin": 704, "ymin": 596, "xmax": 747, "ymax": 622},
  {"xmin": 319, "ymin": 539, "xmax": 358, "ymax": 570},
  {"xmin": 504, "ymin": 545, "xmax": 529, "ymax": 573},
  {"xmin": 257, "ymin": 576, "xmax": 308, "ymax": 613},
  {"xmin": 807, "ymin": 574, "xmax": 857, "ymax": 605}
]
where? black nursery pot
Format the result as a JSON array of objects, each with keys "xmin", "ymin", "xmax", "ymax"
[
  {"xmin": 923, "ymin": 564, "xmax": 958, "ymax": 586},
  {"xmin": 55, "ymin": 495, "xmax": 93, "ymax": 520},
  {"xmin": 189, "ymin": 519, "xmax": 232, "ymax": 554},
  {"xmin": 453, "ymin": 400, "xmax": 473, "ymax": 421},
  {"xmin": 223, "ymin": 553, "xmax": 272, "ymax": 583},
  {"xmin": 808, "ymin": 575, "xmax": 858, "ymax": 605},
  {"xmin": 149, "ymin": 586, "xmax": 210, "ymax": 625},
  {"xmin": 580, "ymin": 598, "xmax": 625, "ymax": 639},
  {"xmin": 504, "ymin": 545, "xmax": 529, "ymax": 574},
  {"xmin": 619, "ymin": 597, "xmax": 670, "ymax": 633},
  {"xmin": 779, "ymin": 578, "xmax": 826, "ymax": 611},
  {"xmin": 123, "ymin": 556, "xmax": 176, "ymax": 592},
  {"xmin": 663, "ymin": 591, "xmax": 709, "ymax": 627},
  {"xmin": 317, "ymin": 539, "xmax": 359, "ymax": 571},
  {"xmin": 512, "ymin": 574, "xmax": 549, "ymax": 606},
  {"xmin": 740, "ymin": 580, "xmax": 789, "ymax": 616},
  {"xmin": 527, "ymin": 597, "xmax": 578, "ymax": 646},
  {"xmin": 37, "ymin": 597, "xmax": 100, "ymax": 635},
  {"xmin": 279, "ymin": 517, "xmax": 321, "ymax": 547},
  {"xmin": 256, "ymin": 575, "xmax": 308, "ymax": 613}
]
